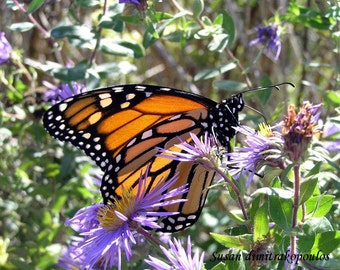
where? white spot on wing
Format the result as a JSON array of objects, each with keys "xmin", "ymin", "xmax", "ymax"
[
  {"xmin": 141, "ymin": 130, "xmax": 152, "ymax": 139},
  {"xmin": 127, "ymin": 138, "xmax": 136, "ymax": 147},
  {"xmin": 175, "ymin": 224, "xmax": 183, "ymax": 231},
  {"xmin": 99, "ymin": 93, "xmax": 111, "ymax": 99},
  {"xmin": 135, "ymin": 85, "xmax": 147, "ymax": 91},
  {"xmin": 83, "ymin": 133, "xmax": 91, "ymax": 139},
  {"xmin": 59, "ymin": 103, "xmax": 68, "ymax": 112},
  {"xmin": 126, "ymin": 93, "xmax": 136, "ymax": 100}
]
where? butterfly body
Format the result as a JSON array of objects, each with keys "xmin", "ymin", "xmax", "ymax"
[{"xmin": 43, "ymin": 84, "xmax": 244, "ymax": 232}]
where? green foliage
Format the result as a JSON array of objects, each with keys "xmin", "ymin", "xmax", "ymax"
[{"xmin": 1, "ymin": 0, "xmax": 339, "ymax": 269}]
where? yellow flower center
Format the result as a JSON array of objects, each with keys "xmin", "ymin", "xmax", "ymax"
[
  {"xmin": 97, "ymin": 187, "xmax": 137, "ymax": 230},
  {"xmin": 258, "ymin": 123, "xmax": 273, "ymax": 137}
]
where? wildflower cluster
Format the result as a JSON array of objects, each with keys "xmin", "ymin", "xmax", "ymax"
[
  {"xmin": 43, "ymin": 81, "xmax": 86, "ymax": 104},
  {"xmin": 0, "ymin": 32, "xmax": 12, "ymax": 64},
  {"xmin": 3, "ymin": 0, "xmax": 339, "ymax": 269},
  {"xmin": 145, "ymin": 236, "xmax": 205, "ymax": 270},
  {"xmin": 53, "ymin": 98, "xmax": 325, "ymax": 269},
  {"xmin": 58, "ymin": 168, "xmax": 194, "ymax": 269},
  {"xmin": 282, "ymin": 102, "xmax": 322, "ymax": 163},
  {"xmin": 226, "ymin": 124, "xmax": 285, "ymax": 185},
  {"xmin": 249, "ymin": 24, "xmax": 282, "ymax": 60},
  {"xmin": 119, "ymin": 0, "xmax": 148, "ymax": 14},
  {"xmin": 226, "ymin": 102, "xmax": 322, "ymax": 183}
]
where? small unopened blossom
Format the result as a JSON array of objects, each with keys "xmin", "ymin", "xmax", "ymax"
[
  {"xmin": 62, "ymin": 167, "xmax": 188, "ymax": 270},
  {"xmin": 157, "ymin": 132, "xmax": 219, "ymax": 171},
  {"xmin": 145, "ymin": 236, "xmax": 205, "ymax": 270},
  {"xmin": 249, "ymin": 237, "xmax": 274, "ymax": 268},
  {"xmin": 226, "ymin": 124, "xmax": 285, "ymax": 185},
  {"xmin": 0, "ymin": 32, "xmax": 12, "ymax": 64},
  {"xmin": 282, "ymin": 102, "xmax": 322, "ymax": 163},
  {"xmin": 249, "ymin": 24, "xmax": 282, "ymax": 60},
  {"xmin": 43, "ymin": 81, "xmax": 86, "ymax": 104}
]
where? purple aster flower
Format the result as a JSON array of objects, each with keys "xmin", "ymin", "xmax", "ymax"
[
  {"xmin": 226, "ymin": 124, "xmax": 285, "ymax": 185},
  {"xmin": 57, "ymin": 236, "xmax": 86, "ymax": 269},
  {"xmin": 157, "ymin": 132, "xmax": 219, "ymax": 171},
  {"xmin": 249, "ymin": 24, "xmax": 282, "ymax": 60},
  {"xmin": 63, "ymin": 166, "xmax": 188, "ymax": 270},
  {"xmin": 66, "ymin": 203, "xmax": 102, "ymax": 233},
  {"xmin": 321, "ymin": 121, "xmax": 340, "ymax": 152},
  {"xmin": 43, "ymin": 80, "xmax": 86, "ymax": 104},
  {"xmin": 0, "ymin": 32, "xmax": 12, "ymax": 64},
  {"xmin": 119, "ymin": 0, "xmax": 148, "ymax": 13},
  {"xmin": 145, "ymin": 236, "xmax": 205, "ymax": 270},
  {"xmin": 282, "ymin": 102, "xmax": 322, "ymax": 163}
]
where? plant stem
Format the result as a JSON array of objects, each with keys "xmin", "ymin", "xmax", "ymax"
[
  {"xmin": 291, "ymin": 164, "xmax": 301, "ymax": 255},
  {"xmin": 215, "ymin": 166, "xmax": 251, "ymax": 233}
]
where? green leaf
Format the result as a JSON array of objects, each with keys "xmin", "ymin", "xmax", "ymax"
[
  {"xmin": 249, "ymin": 195, "xmax": 261, "ymax": 223},
  {"xmin": 144, "ymin": 18, "xmax": 159, "ymax": 39},
  {"xmin": 51, "ymin": 193, "xmax": 67, "ymax": 213},
  {"xmin": 268, "ymin": 196, "xmax": 293, "ymax": 231},
  {"xmin": 252, "ymin": 187, "xmax": 294, "ymax": 199},
  {"xmin": 224, "ymin": 258, "xmax": 245, "ymax": 270},
  {"xmin": 220, "ymin": 12, "xmax": 235, "ymax": 48},
  {"xmin": 300, "ymin": 178, "xmax": 318, "ymax": 204},
  {"xmin": 208, "ymin": 33, "xmax": 229, "ymax": 52},
  {"xmin": 27, "ymin": 0, "xmax": 45, "ymax": 14},
  {"xmin": 119, "ymin": 14, "xmax": 144, "ymax": 24},
  {"xmin": 99, "ymin": 39, "xmax": 142, "ymax": 57},
  {"xmin": 304, "ymin": 217, "xmax": 334, "ymax": 234},
  {"xmin": 258, "ymin": 75, "xmax": 272, "ymax": 105},
  {"xmin": 210, "ymin": 233, "xmax": 252, "ymax": 250},
  {"xmin": 8, "ymin": 22, "xmax": 35, "ymax": 32},
  {"xmin": 99, "ymin": 15, "xmax": 125, "ymax": 32},
  {"xmin": 305, "ymin": 161, "xmax": 322, "ymax": 178},
  {"xmin": 143, "ymin": 29, "xmax": 157, "ymax": 48},
  {"xmin": 253, "ymin": 204, "xmax": 269, "ymax": 241},
  {"xmin": 305, "ymin": 195, "xmax": 334, "ymax": 218},
  {"xmin": 51, "ymin": 25, "xmax": 95, "ymax": 41},
  {"xmin": 76, "ymin": 0, "xmax": 101, "ymax": 7},
  {"xmin": 298, "ymin": 233, "xmax": 315, "ymax": 253},
  {"xmin": 214, "ymin": 80, "xmax": 247, "ymax": 92},
  {"xmin": 194, "ymin": 62, "xmax": 237, "ymax": 81},
  {"xmin": 95, "ymin": 61, "xmax": 137, "ymax": 78},
  {"xmin": 193, "ymin": 0, "xmax": 204, "ymax": 18},
  {"xmin": 310, "ymin": 231, "xmax": 340, "ymax": 254},
  {"xmin": 119, "ymin": 41, "xmax": 145, "ymax": 58},
  {"xmin": 325, "ymin": 90, "xmax": 340, "ymax": 107},
  {"xmin": 210, "ymin": 262, "xmax": 225, "ymax": 270},
  {"xmin": 41, "ymin": 210, "xmax": 52, "ymax": 226},
  {"xmin": 100, "ymin": 42, "xmax": 132, "ymax": 56}
]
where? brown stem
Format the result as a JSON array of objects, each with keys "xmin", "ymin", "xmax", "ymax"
[
  {"xmin": 290, "ymin": 164, "xmax": 300, "ymax": 255},
  {"xmin": 12, "ymin": 0, "xmax": 71, "ymax": 64},
  {"xmin": 88, "ymin": 0, "xmax": 108, "ymax": 65}
]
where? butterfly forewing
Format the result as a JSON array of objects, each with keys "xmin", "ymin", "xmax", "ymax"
[{"xmin": 43, "ymin": 84, "xmax": 244, "ymax": 232}]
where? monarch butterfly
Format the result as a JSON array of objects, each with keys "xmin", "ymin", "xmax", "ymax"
[{"xmin": 43, "ymin": 84, "xmax": 244, "ymax": 232}]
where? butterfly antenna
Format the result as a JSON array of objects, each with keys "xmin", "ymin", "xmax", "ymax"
[
  {"xmin": 233, "ymin": 82, "xmax": 295, "ymax": 96},
  {"xmin": 244, "ymin": 105, "xmax": 269, "ymax": 125},
  {"xmin": 236, "ymin": 82, "xmax": 295, "ymax": 123}
]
